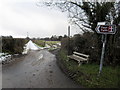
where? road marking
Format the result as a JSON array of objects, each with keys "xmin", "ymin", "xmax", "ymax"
[
  {"xmin": 31, "ymin": 54, "xmax": 44, "ymax": 66},
  {"xmin": 39, "ymin": 54, "xmax": 43, "ymax": 60}
]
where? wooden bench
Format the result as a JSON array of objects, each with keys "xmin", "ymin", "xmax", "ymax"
[{"xmin": 68, "ymin": 52, "xmax": 89, "ymax": 66}]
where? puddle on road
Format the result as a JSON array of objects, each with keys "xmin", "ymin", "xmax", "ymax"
[
  {"xmin": 33, "ymin": 73, "xmax": 36, "ymax": 76},
  {"xmin": 49, "ymin": 71, "xmax": 53, "ymax": 73},
  {"xmin": 7, "ymin": 78, "xmax": 10, "ymax": 80},
  {"xmin": 47, "ymin": 78, "xmax": 53, "ymax": 85},
  {"xmin": 50, "ymin": 75, "xmax": 52, "ymax": 77},
  {"xmin": 36, "ymin": 69, "xmax": 39, "ymax": 71}
]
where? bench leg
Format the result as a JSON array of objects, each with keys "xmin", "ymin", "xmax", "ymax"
[
  {"xmin": 66, "ymin": 58, "xmax": 69, "ymax": 62},
  {"xmin": 78, "ymin": 61, "xmax": 81, "ymax": 66},
  {"xmin": 87, "ymin": 61, "xmax": 88, "ymax": 63}
]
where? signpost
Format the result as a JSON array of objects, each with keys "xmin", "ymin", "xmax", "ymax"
[
  {"xmin": 96, "ymin": 25, "xmax": 116, "ymax": 34},
  {"xmin": 96, "ymin": 22, "xmax": 116, "ymax": 75}
]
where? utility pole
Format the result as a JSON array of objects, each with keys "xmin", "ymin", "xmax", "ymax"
[
  {"xmin": 68, "ymin": 26, "xmax": 70, "ymax": 37},
  {"xmin": 68, "ymin": 25, "xmax": 70, "ymax": 55},
  {"xmin": 27, "ymin": 32, "xmax": 29, "ymax": 38},
  {"xmin": 0, "ymin": 36, "xmax": 2, "ymax": 53}
]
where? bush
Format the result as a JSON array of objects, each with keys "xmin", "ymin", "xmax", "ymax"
[
  {"xmin": 61, "ymin": 32, "xmax": 102, "ymax": 64},
  {"xmin": 2, "ymin": 36, "xmax": 25, "ymax": 54},
  {"xmin": 61, "ymin": 31, "xmax": 120, "ymax": 66}
]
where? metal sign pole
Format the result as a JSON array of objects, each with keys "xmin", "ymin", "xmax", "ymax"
[
  {"xmin": 99, "ymin": 34, "xmax": 107, "ymax": 75},
  {"xmin": 96, "ymin": 21, "xmax": 116, "ymax": 76}
]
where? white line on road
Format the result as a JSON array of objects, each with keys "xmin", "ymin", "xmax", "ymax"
[{"xmin": 39, "ymin": 54, "xmax": 43, "ymax": 60}]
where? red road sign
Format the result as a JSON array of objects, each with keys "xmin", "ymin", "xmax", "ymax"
[{"xmin": 96, "ymin": 25, "xmax": 116, "ymax": 34}]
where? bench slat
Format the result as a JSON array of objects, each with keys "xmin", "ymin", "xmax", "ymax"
[
  {"xmin": 68, "ymin": 55, "xmax": 88, "ymax": 62},
  {"xmin": 68, "ymin": 51, "xmax": 89, "ymax": 65},
  {"xmin": 73, "ymin": 52, "xmax": 89, "ymax": 58},
  {"xmin": 73, "ymin": 54, "xmax": 88, "ymax": 61}
]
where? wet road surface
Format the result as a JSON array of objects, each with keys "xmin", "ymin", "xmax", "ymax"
[{"xmin": 2, "ymin": 50, "xmax": 81, "ymax": 88}]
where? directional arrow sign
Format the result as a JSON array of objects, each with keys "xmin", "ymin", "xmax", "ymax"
[{"xmin": 96, "ymin": 25, "xmax": 116, "ymax": 34}]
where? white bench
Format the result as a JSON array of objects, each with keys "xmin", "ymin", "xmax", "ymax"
[{"xmin": 68, "ymin": 52, "xmax": 89, "ymax": 66}]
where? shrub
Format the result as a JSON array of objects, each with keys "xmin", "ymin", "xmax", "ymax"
[
  {"xmin": 2, "ymin": 36, "xmax": 25, "ymax": 54},
  {"xmin": 61, "ymin": 31, "xmax": 120, "ymax": 66}
]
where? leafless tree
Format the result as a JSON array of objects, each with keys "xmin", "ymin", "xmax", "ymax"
[{"xmin": 37, "ymin": 0, "xmax": 120, "ymax": 33}]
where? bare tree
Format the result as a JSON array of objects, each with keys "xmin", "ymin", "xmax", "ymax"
[{"xmin": 38, "ymin": 0, "xmax": 118, "ymax": 33}]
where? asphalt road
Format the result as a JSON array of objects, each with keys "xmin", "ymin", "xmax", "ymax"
[{"xmin": 2, "ymin": 50, "xmax": 81, "ymax": 88}]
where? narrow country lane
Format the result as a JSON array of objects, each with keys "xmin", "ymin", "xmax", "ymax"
[{"xmin": 2, "ymin": 50, "xmax": 81, "ymax": 88}]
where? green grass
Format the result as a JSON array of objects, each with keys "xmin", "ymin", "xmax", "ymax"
[
  {"xmin": 45, "ymin": 41, "xmax": 60, "ymax": 45},
  {"xmin": 46, "ymin": 41, "xmax": 61, "ymax": 50},
  {"xmin": 24, "ymin": 39, "xmax": 29, "ymax": 44},
  {"xmin": 76, "ymin": 64, "xmax": 120, "ymax": 88},
  {"xmin": 45, "ymin": 41, "xmax": 60, "ymax": 47},
  {"xmin": 32, "ymin": 40, "xmax": 60, "ymax": 47},
  {"xmin": 58, "ymin": 50, "xmax": 120, "ymax": 88},
  {"xmin": 33, "ymin": 40, "xmax": 45, "ymax": 47}
]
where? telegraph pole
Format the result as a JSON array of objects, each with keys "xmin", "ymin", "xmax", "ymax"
[
  {"xmin": 68, "ymin": 26, "xmax": 70, "ymax": 37},
  {"xmin": 0, "ymin": 36, "xmax": 2, "ymax": 53},
  {"xmin": 27, "ymin": 32, "xmax": 28, "ymax": 37},
  {"xmin": 68, "ymin": 25, "xmax": 70, "ymax": 55}
]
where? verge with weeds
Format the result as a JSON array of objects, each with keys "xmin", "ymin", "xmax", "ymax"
[{"xmin": 56, "ymin": 49, "xmax": 120, "ymax": 88}]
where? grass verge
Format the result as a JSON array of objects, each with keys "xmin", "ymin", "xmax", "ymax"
[
  {"xmin": 33, "ymin": 40, "xmax": 45, "ymax": 47},
  {"xmin": 56, "ymin": 49, "xmax": 120, "ymax": 88},
  {"xmin": 45, "ymin": 41, "xmax": 60, "ymax": 45}
]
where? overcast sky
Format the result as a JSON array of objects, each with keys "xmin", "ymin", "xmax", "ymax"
[{"xmin": 0, "ymin": 0, "xmax": 81, "ymax": 38}]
